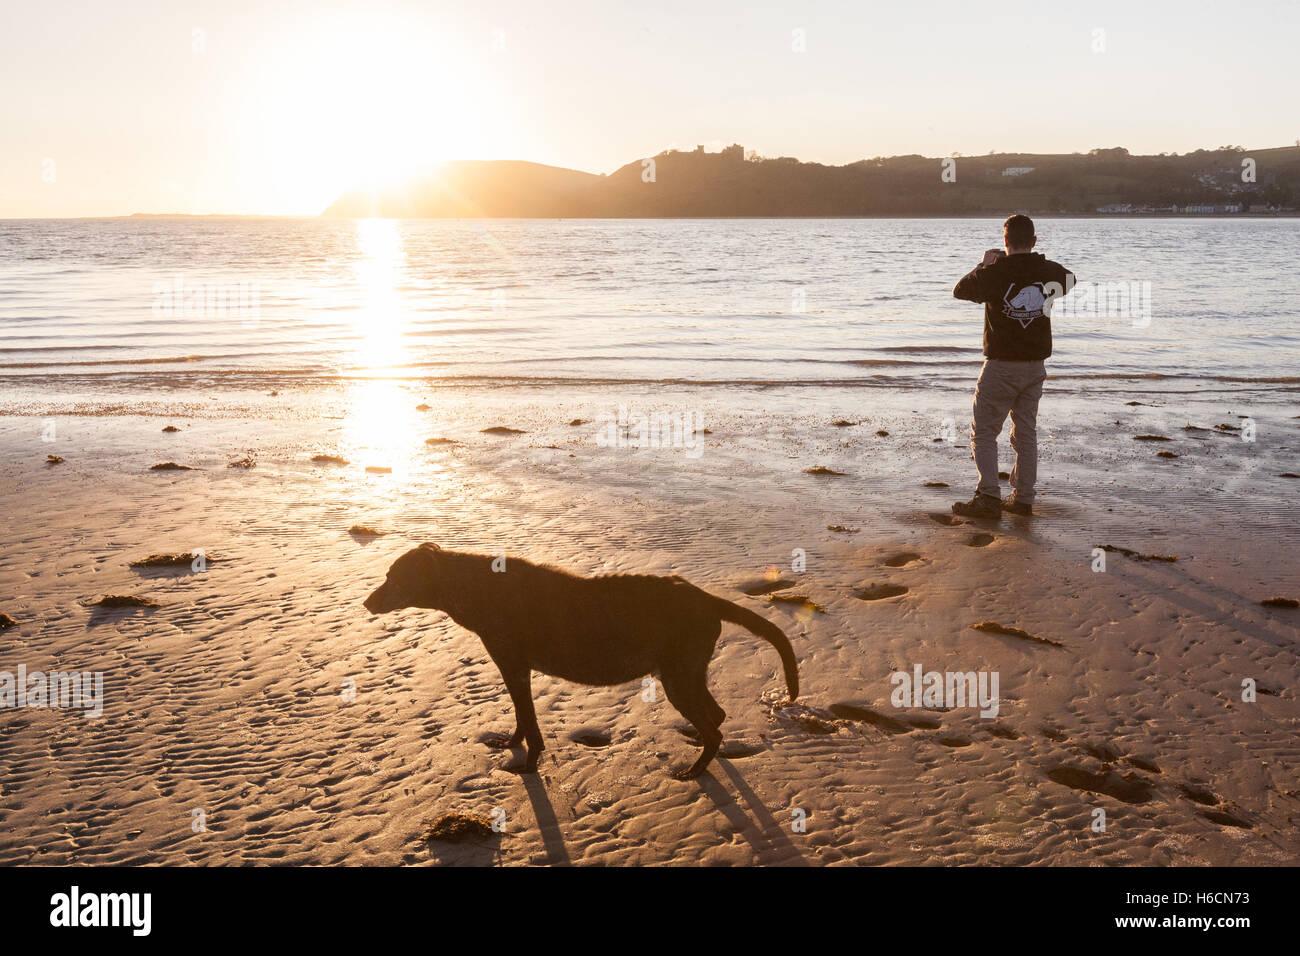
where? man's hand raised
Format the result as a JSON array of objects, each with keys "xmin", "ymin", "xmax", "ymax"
[{"xmin": 981, "ymin": 248, "xmax": 1005, "ymax": 266}]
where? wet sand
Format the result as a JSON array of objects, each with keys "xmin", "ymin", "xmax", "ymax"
[{"xmin": 0, "ymin": 382, "xmax": 1297, "ymax": 865}]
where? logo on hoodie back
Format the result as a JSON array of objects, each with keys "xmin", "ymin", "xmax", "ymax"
[{"xmin": 1001, "ymin": 281, "xmax": 1048, "ymax": 328}]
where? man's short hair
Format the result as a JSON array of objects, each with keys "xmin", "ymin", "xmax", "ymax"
[{"xmin": 1003, "ymin": 214, "xmax": 1035, "ymax": 248}]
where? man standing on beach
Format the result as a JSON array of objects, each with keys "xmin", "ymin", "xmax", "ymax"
[{"xmin": 950, "ymin": 215, "xmax": 1074, "ymax": 519}]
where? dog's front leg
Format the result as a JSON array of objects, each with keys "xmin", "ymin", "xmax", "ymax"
[{"xmin": 498, "ymin": 662, "xmax": 544, "ymax": 773}]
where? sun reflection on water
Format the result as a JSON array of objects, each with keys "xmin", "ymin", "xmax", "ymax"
[
  {"xmin": 344, "ymin": 219, "xmax": 421, "ymax": 478},
  {"xmin": 353, "ymin": 218, "xmax": 406, "ymax": 372}
]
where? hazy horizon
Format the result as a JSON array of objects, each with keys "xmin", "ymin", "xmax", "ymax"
[
  {"xmin": 8, "ymin": 141, "xmax": 1300, "ymax": 220},
  {"xmin": 4, "ymin": 0, "xmax": 1299, "ymax": 217}
]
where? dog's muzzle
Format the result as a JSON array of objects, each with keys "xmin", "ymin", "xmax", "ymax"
[{"xmin": 363, "ymin": 587, "xmax": 391, "ymax": 614}]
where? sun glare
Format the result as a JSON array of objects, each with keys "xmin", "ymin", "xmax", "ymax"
[
  {"xmin": 353, "ymin": 218, "xmax": 406, "ymax": 372},
  {"xmin": 342, "ymin": 218, "xmax": 421, "ymax": 477},
  {"xmin": 243, "ymin": 11, "xmax": 495, "ymax": 212}
]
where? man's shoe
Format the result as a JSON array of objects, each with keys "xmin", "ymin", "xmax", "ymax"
[
  {"xmin": 951, "ymin": 494, "xmax": 1002, "ymax": 519},
  {"xmin": 1002, "ymin": 496, "xmax": 1033, "ymax": 516}
]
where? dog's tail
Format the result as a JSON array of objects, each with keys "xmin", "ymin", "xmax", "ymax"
[{"xmin": 710, "ymin": 596, "xmax": 799, "ymax": 700}]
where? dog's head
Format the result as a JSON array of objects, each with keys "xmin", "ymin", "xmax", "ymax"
[{"xmin": 363, "ymin": 542, "xmax": 444, "ymax": 615}]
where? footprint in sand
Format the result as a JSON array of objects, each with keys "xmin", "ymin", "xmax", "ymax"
[
  {"xmin": 937, "ymin": 736, "xmax": 973, "ymax": 748},
  {"xmin": 1177, "ymin": 784, "xmax": 1219, "ymax": 806},
  {"xmin": 1200, "ymin": 809, "xmax": 1253, "ymax": 829},
  {"xmin": 719, "ymin": 739, "xmax": 766, "ymax": 759},
  {"xmin": 928, "ymin": 513, "xmax": 964, "ymax": 526},
  {"xmin": 855, "ymin": 583, "xmax": 909, "ymax": 601},
  {"xmin": 1083, "ymin": 742, "xmax": 1120, "ymax": 763},
  {"xmin": 1126, "ymin": 756, "xmax": 1161, "ymax": 773},
  {"xmin": 1045, "ymin": 766, "xmax": 1154, "ymax": 804},
  {"xmin": 882, "ymin": 552, "xmax": 922, "ymax": 567},
  {"xmin": 455, "ymin": 772, "xmax": 509, "ymax": 792},
  {"xmin": 569, "ymin": 729, "xmax": 611, "ymax": 748},
  {"xmin": 829, "ymin": 703, "xmax": 912, "ymax": 734},
  {"xmin": 988, "ymin": 726, "xmax": 1020, "ymax": 740},
  {"xmin": 768, "ymin": 704, "xmax": 840, "ymax": 735},
  {"xmin": 829, "ymin": 703, "xmax": 939, "ymax": 734},
  {"xmin": 965, "ymin": 533, "xmax": 995, "ymax": 547}
]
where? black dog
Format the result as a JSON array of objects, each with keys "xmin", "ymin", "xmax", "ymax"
[{"xmin": 363, "ymin": 544, "xmax": 799, "ymax": 778}]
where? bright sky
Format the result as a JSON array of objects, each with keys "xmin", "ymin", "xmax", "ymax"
[{"xmin": 3, "ymin": 0, "xmax": 1297, "ymax": 217}]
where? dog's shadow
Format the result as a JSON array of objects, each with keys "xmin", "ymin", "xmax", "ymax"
[
  {"xmin": 695, "ymin": 760, "xmax": 811, "ymax": 866},
  {"xmin": 522, "ymin": 772, "xmax": 571, "ymax": 866},
  {"xmin": 514, "ymin": 755, "xmax": 809, "ymax": 866}
]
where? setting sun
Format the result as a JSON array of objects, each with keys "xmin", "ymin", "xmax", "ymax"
[{"xmin": 225, "ymin": 10, "xmax": 502, "ymax": 212}]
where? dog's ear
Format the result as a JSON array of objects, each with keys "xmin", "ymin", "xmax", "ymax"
[{"xmin": 419, "ymin": 542, "xmax": 441, "ymax": 553}]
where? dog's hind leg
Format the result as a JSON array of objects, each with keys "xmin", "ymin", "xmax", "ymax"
[
  {"xmin": 695, "ymin": 620, "xmax": 726, "ymax": 728},
  {"xmin": 499, "ymin": 663, "xmax": 545, "ymax": 773},
  {"xmin": 706, "ymin": 693, "xmax": 726, "ymax": 728},
  {"xmin": 662, "ymin": 666, "xmax": 723, "ymax": 780}
]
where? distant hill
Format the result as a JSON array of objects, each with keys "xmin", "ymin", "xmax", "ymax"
[
  {"xmin": 323, "ymin": 161, "xmax": 604, "ymax": 217},
  {"xmin": 321, "ymin": 144, "xmax": 1300, "ymax": 218}
]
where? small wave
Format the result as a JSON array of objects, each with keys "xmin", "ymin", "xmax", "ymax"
[
  {"xmin": 0, "ymin": 354, "xmax": 212, "ymax": 369},
  {"xmin": 873, "ymin": 345, "xmax": 981, "ymax": 354},
  {"xmin": 848, "ymin": 357, "xmax": 979, "ymax": 367},
  {"xmin": 1049, "ymin": 372, "xmax": 1300, "ymax": 384}
]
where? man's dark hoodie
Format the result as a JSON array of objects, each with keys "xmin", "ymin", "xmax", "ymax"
[{"xmin": 953, "ymin": 252, "xmax": 1076, "ymax": 361}]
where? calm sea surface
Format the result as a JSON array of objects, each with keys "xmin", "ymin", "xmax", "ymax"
[{"xmin": 1, "ymin": 218, "xmax": 1296, "ymax": 398}]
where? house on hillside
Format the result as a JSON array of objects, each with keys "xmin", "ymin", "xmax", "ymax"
[
  {"xmin": 693, "ymin": 144, "xmax": 745, "ymax": 162},
  {"xmin": 1002, "ymin": 167, "xmax": 1035, "ymax": 177}
]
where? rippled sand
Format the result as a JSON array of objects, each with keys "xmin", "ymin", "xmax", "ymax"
[{"xmin": 0, "ymin": 383, "xmax": 1296, "ymax": 865}]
